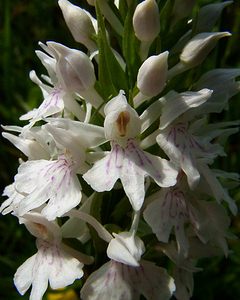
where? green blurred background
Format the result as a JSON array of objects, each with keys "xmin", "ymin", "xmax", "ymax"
[{"xmin": 0, "ymin": 0, "xmax": 239, "ymax": 299}]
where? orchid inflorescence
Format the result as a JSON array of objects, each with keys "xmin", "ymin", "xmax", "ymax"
[{"xmin": 1, "ymin": 0, "xmax": 239, "ymax": 299}]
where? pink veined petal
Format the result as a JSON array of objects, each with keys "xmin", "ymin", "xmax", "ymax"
[
  {"xmin": 144, "ymin": 190, "xmax": 173, "ymax": 243},
  {"xmin": 130, "ymin": 260, "xmax": 176, "ymax": 300},
  {"xmin": 48, "ymin": 244, "xmax": 84, "ymax": 289},
  {"xmin": 20, "ymin": 88, "xmax": 64, "ymax": 123},
  {"xmin": 126, "ymin": 139, "xmax": 178, "ymax": 188},
  {"xmin": 15, "ymin": 156, "xmax": 82, "ymax": 220},
  {"xmin": 41, "ymin": 172, "xmax": 82, "ymax": 220},
  {"xmin": 157, "ymin": 124, "xmax": 201, "ymax": 189},
  {"xmin": 81, "ymin": 260, "xmax": 175, "ymax": 300},
  {"xmin": 121, "ymin": 153, "xmax": 145, "ymax": 211},
  {"xmin": 15, "ymin": 239, "xmax": 84, "ymax": 300},
  {"xmin": 144, "ymin": 188, "xmax": 189, "ymax": 256},
  {"xmin": 81, "ymin": 261, "xmax": 133, "ymax": 300},
  {"xmin": 15, "ymin": 160, "xmax": 52, "ymax": 194},
  {"xmin": 83, "ymin": 144, "xmax": 124, "ymax": 192},
  {"xmin": 142, "ymin": 152, "xmax": 178, "ymax": 187}
]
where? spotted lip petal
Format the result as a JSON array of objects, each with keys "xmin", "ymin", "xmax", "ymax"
[
  {"xmin": 20, "ymin": 88, "xmax": 64, "ymax": 124},
  {"xmin": 83, "ymin": 140, "xmax": 178, "ymax": 211},
  {"xmin": 157, "ymin": 123, "xmax": 206, "ymax": 189},
  {"xmin": 14, "ymin": 239, "xmax": 83, "ymax": 300},
  {"xmin": 14, "ymin": 155, "xmax": 82, "ymax": 220},
  {"xmin": 144, "ymin": 187, "xmax": 190, "ymax": 256},
  {"xmin": 81, "ymin": 260, "xmax": 175, "ymax": 300}
]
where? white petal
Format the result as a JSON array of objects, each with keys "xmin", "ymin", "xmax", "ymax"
[
  {"xmin": 2, "ymin": 132, "xmax": 49, "ymax": 160},
  {"xmin": 15, "ymin": 240, "xmax": 84, "ymax": 300},
  {"xmin": 127, "ymin": 140, "xmax": 178, "ymax": 188},
  {"xmin": 20, "ymin": 88, "xmax": 64, "ymax": 123},
  {"xmin": 0, "ymin": 183, "xmax": 24, "ymax": 215},
  {"xmin": 159, "ymin": 89, "xmax": 212, "ymax": 130},
  {"xmin": 131, "ymin": 260, "xmax": 176, "ymax": 300},
  {"xmin": 180, "ymin": 150, "xmax": 200, "ymax": 189},
  {"xmin": 15, "ymin": 157, "xmax": 82, "ymax": 220},
  {"xmin": 81, "ymin": 260, "xmax": 175, "ymax": 300},
  {"xmin": 121, "ymin": 152, "xmax": 145, "ymax": 211},
  {"xmin": 48, "ymin": 244, "xmax": 84, "ymax": 289},
  {"xmin": 22, "ymin": 212, "xmax": 61, "ymax": 241},
  {"xmin": 157, "ymin": 125, "xmax": 201, "ymax": 189},
  {"xmin": 14, "ymin": 254, "xmax": 36, "ymax": 296},
  {"xmin": 142, "ymin": 152, "xmax": 178, "ymax": 188},
  {"xmin": 107, "ymin": 238, "xmax": 140, "ymax": 266},
  {"xmin": 144, "ymin": 190, "xmax": 173, "ymax": 243},
  {"xmin": 144, "ymin": 188, "xmax": 189, "ymax": 256},
  {"xmin": 83, "ymin": 146, "xmax": 123, "ymax": 192},
  {"xmin": 104, "ymin": 91, "xmax": 141, "ymax": 143},
  {"xmin": 140, "ymin": 99, "xmax": 162, "ymax": 133},
  {"xmin": 45, "ymin": 118, "xmax": 105, "ymax": 148},
  {"xmin": 81, "ymin": 261, "xmax": 133, "ymax": 300},
  {"xmin": 107, "ymin": 232, "xmax": 145, "ymax": 267},
  {"xmin": 195, "ymin": 68, "xmax": 240, "ymax": 113}
]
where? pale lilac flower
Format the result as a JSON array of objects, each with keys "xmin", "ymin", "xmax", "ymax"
[
  {"xmin": 14, "ymin": 212, "xmax": 87, "ymax": 300},
  {"xmin": 83, "ymin": 91, "xmax": 178, "ymax": 211}
]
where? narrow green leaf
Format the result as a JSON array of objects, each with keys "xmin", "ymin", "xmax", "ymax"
[
  {"xmin": 96, "ymin": 2, "xmax": 128, "ymax": 99},
  {"xmin": 122, "ymin": 0, "xmax": 141, "ymax": 93}
]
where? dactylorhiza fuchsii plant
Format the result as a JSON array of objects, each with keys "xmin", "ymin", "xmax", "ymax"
[{"xmin": 1, "ymin": 0, "xmax": 239, "ymax": 299}]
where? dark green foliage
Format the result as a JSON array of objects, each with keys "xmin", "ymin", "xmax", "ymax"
[{"xmin": 0, "ymin": 1, "xmax": 240, "ymax": 299}]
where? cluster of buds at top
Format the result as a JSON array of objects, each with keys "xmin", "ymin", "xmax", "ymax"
[{"xmin": 1, "ymin": 1, "xmax": 239, "ymax": 300}]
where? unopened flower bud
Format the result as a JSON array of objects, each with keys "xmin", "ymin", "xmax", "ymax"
[
  {"xmin": 58, "ymin": 0, "xmax": 96, "ymax": 51},
  {"xmin": 47, "ymin": 42, "xmax": 96, "ymax": 93},
  {"xmin": 137, "ymin": 51, "xmax": 168, "ymax": 97},
  {"xmin": 133, "ymin": 0, "xmax": 160, "ymax": 42},
  {"xmin": 180, "ymin": 32, "xmax": 231, "ymax": 68}
]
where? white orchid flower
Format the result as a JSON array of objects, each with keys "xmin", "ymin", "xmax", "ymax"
[
  {"xmin": 83, "ymin": 91, "xmax": 178, "ymax": 211},
  {"xmin": 81, "ymin": 229, "xmax": 175, "ymax": 300},
  {"xmin": 14, "ymin": 212, "xmax": 90, "ymax": 300},
  {"xmin": 1, "ymin": 119, "xmax": 105, "ymax": 220}
]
